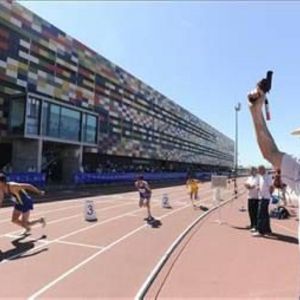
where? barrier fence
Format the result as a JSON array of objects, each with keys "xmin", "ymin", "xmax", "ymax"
[
  {"xmin": 7, "ymin": 172, "xmax": 46, "ymax": 188},
  {"xmin": 73, "ymin": 171, "xmax": 213, "ymax": 185},
  {"xmin": 4, "ymin": 171, "xmax": 227, "ymax": 187}
]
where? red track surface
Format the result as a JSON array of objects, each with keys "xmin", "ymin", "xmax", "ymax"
[
  {"xmin": 147, "ymin": 191, "xmax": 299, "ymax": 300},
  {"xmin": 0, "ymin": 181, "xmax": 297, "ymax": 299}
]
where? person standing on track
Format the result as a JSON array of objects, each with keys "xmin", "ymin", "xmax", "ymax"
[
  {"xmin": 186, "ymin": 177, "xmax": 200, "ymax": 208},
  {"xmin": 0, "ymin": 173, "xmax": 46, "ymax": 234},
  {"xmin": 135, "ymin": 176, "xmax": 154, "ymax": 222},
  {"xmin": 273, "ymin": 168, "xmax": 290, "ymax": 206},
  {"xmin": 248, "ymin": 78, "xmax": 300, "ymax": 215},
  {"xmin": 244, "ymin": 167, "xmax": 259, "ymax": 232},
  {"xmin": 253, "ymin": 165, "xmax": 274, "ymax": 237}
]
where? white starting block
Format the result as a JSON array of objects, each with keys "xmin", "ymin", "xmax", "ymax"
[
  {"xmin": 84, "ymin": 199, "xmax": 97, "ymax": 222},
  {"xmin": 211, "ymin": 176, "xmax": 227, "ymax": 224},
  {"xmin": 162, "ymin": 194, "xmax": 171, "ymax": 208}
]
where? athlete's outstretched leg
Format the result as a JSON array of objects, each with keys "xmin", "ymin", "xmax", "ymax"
[
  {"xmin": 146, "ymin": 197, "xmax": 153, "ymax": 220},
  {"xmin": 11, "ymin": 209, "xmax": 29, "ymax": 230},
  {"xmin": 23, "ymin": 211, "xmax": 46, "ymax": 228}
]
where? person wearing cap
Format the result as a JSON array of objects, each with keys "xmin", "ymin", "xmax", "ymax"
[{"xmin": 248, "ymin": 83, "xmax": 300, "ymax": 238}]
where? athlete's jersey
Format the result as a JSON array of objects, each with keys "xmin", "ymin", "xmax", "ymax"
[
  {"xmin": 187, "ymin": 179, "xmax": 199, "ymax": 192},
  {"xmin": 135, "ymin": 180, "xmax": 151, "ymax": 198},
  {"xmin": 6, "ymin": 182, "xmax": 33, "ymax": 213}
]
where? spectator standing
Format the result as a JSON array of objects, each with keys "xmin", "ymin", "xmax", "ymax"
[
  {"xmin": 253, "ymin": 165, "xmax": 274, "ymax": 237},
  {"xmin": 244, "ymin": 167, "xmax": 259, "ymax": 232}
]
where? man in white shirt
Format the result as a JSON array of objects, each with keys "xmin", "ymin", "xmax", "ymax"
[
  {"xmin": 253, "ymin": 165, "xmax": 274, "ymax": 236},
  {"xmin": 248, "ymin": 81, "xmax": 299, "ymax": 239},
  {"xmin": 244, "ymin": 167, "xmax": 259, "ymax": 232}
]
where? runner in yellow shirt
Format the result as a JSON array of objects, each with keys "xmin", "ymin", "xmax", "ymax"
[{"xmin": 186, "ymin": 177, "xmax": 200, "ymax": 208}]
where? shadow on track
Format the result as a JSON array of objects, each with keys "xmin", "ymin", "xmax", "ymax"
[
  {"xmin": 263, "ymin": 232, "xmax": 298, "ymax": 245},
  {"xmin": 148, "ymin": 219, "xmax": 163, "ymax": 229},
  {"xmin": 230, "ymin": 225, "xmax": 298, "ymax": 245},
  {"xmin": 230, "ymin": 225, "xmax": 251, "ymax": 231},
  {"xmin": 0, "ymin": 235, "xmax": 48, "ymax": 262}
]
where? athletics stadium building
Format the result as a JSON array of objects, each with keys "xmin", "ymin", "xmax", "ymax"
[{"xmin": 0, "ymin": 0, "xmax": 234, "ymax": 182}]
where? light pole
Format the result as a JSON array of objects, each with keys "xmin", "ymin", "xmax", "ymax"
[
  {"xmin": 234, "ymin": 102, "xmax": 244, "ymax": 210},
  {"xmin": 234, "ymin": 102, "xmax": 241, "ymax": 173}
]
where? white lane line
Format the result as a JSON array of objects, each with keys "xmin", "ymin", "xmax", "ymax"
[
  {"xmin": 134, "ymin": 189, "xmax": 246, "ymax": 300},
  {"xmin": 1, "ymin": 185, "xmax": 231, "ymax": 262},
  {"xmin": 0, "ymin": 182, "xmax": 209, "ymax": 217},
  {"xmin": 31, "ymin": 186, "xmax": 186, "ymax": 209},
  {"xmin": 55, "ymin": 240, "xmax": 104, "ymax": 250},
  {"xmin": 4, "ymin": 233, "xmax": 104, "ymax": 250},
  {"xmin": 5, "ymin": 201, "xmax": 136, "ymax": 236},
  {"xmin": 28, "ymin": 203, "xmax": 192, "ymax": 300},
  {"xmin": 0, "ymin": 197, "xmax": 136, "ymax": 225},
  {"xmin": 28, "ymin": 189, "xmax": 235, "ymax": 299},
  {"xmin": 0, "ymin": 202, "xmax": 163, "ymax": 264},
  {"xmin": 0, "ymin": 187, "xmax": 218, "ymax": 262},
  {"xmin": 2, "ymin": 184, "xmax": 214, "ymax": 233}
]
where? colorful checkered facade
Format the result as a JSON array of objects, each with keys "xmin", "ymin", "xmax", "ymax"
[{"xmin": 0, "ymin": 0, "xmax": 234, "ymax": 167}]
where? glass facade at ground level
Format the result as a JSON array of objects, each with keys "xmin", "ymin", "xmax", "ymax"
[
  {"xmin": 8, "ymin": 94, "xmax": 98, "ymax": 145},
  {"xmin": 0, "ymin": 0, "xmax": 234, "ymax": 168}
]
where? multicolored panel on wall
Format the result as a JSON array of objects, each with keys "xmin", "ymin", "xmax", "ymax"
[{"xmin": 0, "ymin": 0, "xmax": 234, "ymax": 167}]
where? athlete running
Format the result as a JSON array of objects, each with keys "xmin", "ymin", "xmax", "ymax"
[
  {"xmin": 0, "ymin": 173, "xmax": 46, "ymax": 234},
  {"xmin": 186, "ymin": 177, "xmax": 200, "ymax": 208},
  {"xmin": 135, "ymin": 176, "xmax": 154, "ymax": 222}
]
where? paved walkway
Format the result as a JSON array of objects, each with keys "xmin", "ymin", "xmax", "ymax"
[{"xmin": 147, "ymin": 195, "xmax": 299, "ymax": 299}]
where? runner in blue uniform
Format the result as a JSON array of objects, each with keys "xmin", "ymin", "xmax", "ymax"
[
  {"xmin": 135, "ymin": 176, "xmax": 154, "ymax": 222},
  {"xmin": 0, "ymin": 173, "xmax": 46, "ymax": 234}
]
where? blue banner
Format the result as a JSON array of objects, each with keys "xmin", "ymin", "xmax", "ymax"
[{"xmin": 7, "ymin": 172, "xmax": 46, "ymax": 188}]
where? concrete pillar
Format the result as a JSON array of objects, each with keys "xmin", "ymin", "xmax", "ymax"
[
  {"xmin": 12, "ymin": 139, "xmax": 42, "ymax": 172},
  {"xmin": 61, "ymin": 145, "xmax": 82, "ymax": 183}
]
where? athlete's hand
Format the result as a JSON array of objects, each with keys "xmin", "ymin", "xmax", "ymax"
[
  {"xmin": 248, "ymin": 87, "xmax": 266, "ymax": 112},
  {"xmin": 40, "ymin": 190, "xmax": 45, "ymax": 196}
]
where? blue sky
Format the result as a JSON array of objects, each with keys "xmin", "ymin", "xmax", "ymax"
[{"xmin": 19, "ymin": 1, "xmax": 300, "ymax": 167}]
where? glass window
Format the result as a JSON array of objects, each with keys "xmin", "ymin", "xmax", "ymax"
[
  {"xmin": 9, "ymin": 97, "xmax": 25, "ymax": 135},
  {"xmin": 41, "ymin": 102, "xmax": 49, "ymax": 136},
  {"xmin": 82, "ymin": 113, "xmax": 97, "ymax": 144},
  {"xmin": 48, "ymin": 104, "xmax": 60, "ymax": 138},
  {"xmin": 60, "ymin": 107, "xmax": 81, "ymax": 141},
  {"xmin": 26, "ymin": 97, "xmax": 40, "ymax": 135}
]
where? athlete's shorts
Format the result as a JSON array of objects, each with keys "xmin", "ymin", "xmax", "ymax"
[
  {"xmin": 14, "ymin": 193, "xmax": 34, "ymax": 213},
  {"xmin": 190, "ymin": 188, "xmax": 198, "ymax": 194},
  {"xmin": 139, "ymin": 192, "xmax": 151, "ymax": 205}
]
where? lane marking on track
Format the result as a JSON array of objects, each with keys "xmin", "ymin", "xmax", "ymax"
[
  {"xmin": 4, "ymin": 233, "xmax": 104, "ymax": 251},
  {"xmin": 2, "ymin": 201, "xmax": 136, "ymax": 237},
  {"xmin": 27, "ymin": 204, "xmax": 193, "ymax": 300},
  {"xmin": 0, "ymin": 202, "xmax": 166, "ymax": 264},
  {"xmin": 55, "ymin": 240, "xmax": 104, "ymax": 250},
  {"xmin": 27, "ymin": 189, "xmax": 235, "ymax": 300},
  {"xmin": 2, "ymin": 185, "xmax": 215, "ymax": 237},
  {"xmin": 1, "ymin": 186, "xmax": 234, "ymax": 264},
  {"xmin": 134, "ymin": 188, "xmax": 245, "ymax": 299},
  {"xmin": 1, "ymin": 185, "xmax": 230, "ymax": 247},
  {"xmin": 0, "ymin": 181, "xmax": 212, "ymax": 216},
  {"xmin": 1, "ymin": 186, "xmax": 222, "ymax": 263},
  {"xmin": 0, "ymin": 185, "xmax": 187, "ymax": 217},
  {"xmin": 0, "ymin": 197, "xmax": 138, "ymax": 225}
]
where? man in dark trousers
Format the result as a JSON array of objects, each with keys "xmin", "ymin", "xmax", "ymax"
[
  {"xmin": 244, "ymin": 167, "xmax": 259, "ymax": 232},
  {"xmin": 253, "ymin": 165, "xmax": 274, "ymax": 236}
]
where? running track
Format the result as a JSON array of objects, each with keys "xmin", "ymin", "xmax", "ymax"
[{"xmin": 0, "ymin": 181, "xmax": 242, "ymax": 299}]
